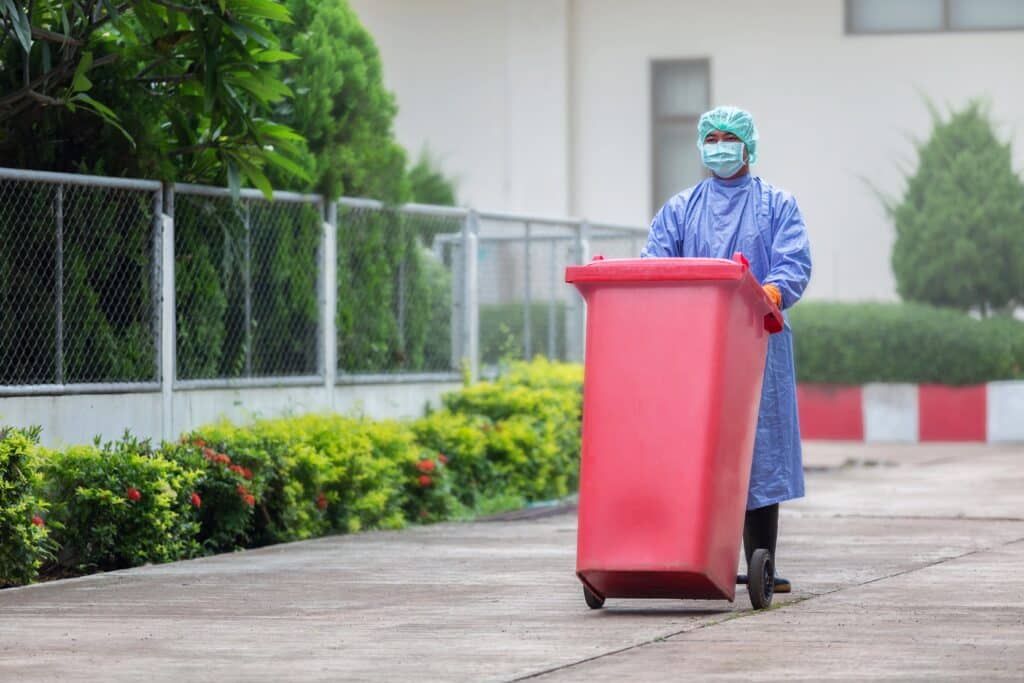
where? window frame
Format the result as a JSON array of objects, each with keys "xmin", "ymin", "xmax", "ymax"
[
  {"xmin": 845, "ymin": 0, "xmax": 1024, "ymax": 35},
  {"xmin": 650, "ymin": 57, "xmax": 711, "ymax": 217}
]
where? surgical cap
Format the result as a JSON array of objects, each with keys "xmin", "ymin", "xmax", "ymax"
[{"xmin": 697, "ymin": 106, "xmax": 759, "ymax": 164}]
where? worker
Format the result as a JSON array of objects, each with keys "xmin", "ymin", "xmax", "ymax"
[{"xmin": 642, "ymin": 106, "xmax": 812, "ymax": 593}]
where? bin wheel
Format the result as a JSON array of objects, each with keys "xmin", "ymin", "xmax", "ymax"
[
  {"xmin": 748, "ymin": 548, "xmax": 774, "ymax": 610},
  {"xmin": 583, "ymin": 585, "xmax": 605, "ymax": 610}
]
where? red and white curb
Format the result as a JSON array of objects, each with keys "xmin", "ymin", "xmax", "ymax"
[{"xmin": 797, "ymin": 381, "xmax": 1024, "ymax": 443}]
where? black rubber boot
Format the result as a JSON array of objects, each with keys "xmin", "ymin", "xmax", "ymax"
[{"xmin": 740, "ymin": 503, "xmax": 791, "ymax": 593}]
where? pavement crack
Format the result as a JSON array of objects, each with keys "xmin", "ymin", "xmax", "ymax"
[
  {"xmin": 509, "ymin": 534, "xmax": 1024, "ymax": 682},
  {"xmin": 796, "ymin": 513, "xmax": 1024, "ymax": 523}
]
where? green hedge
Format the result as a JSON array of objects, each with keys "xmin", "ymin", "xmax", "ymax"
[
  {"xmin": 0, "ymin": 359, "xmax": 581, "ymax": 586},
  {"xmin": 790, "ymin": 302, "xmax": 1023, "ymax": 385}
]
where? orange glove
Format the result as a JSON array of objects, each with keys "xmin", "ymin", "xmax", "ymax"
[{"xmin": 763, "ymin": 284, "xmax": 782, "ymax": 309}]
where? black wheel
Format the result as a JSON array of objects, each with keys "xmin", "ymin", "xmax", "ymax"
[
  {"xmin": 748, "ymin": 548, "xmax": 774, "ymax": 610},
  {"xmin": 583, "ymin": 585, "xmax": 605, "ymax": 610}
]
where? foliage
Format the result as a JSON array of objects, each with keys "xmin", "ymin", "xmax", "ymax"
[
  {"xmin": 0, "ymin": 426, "xmax": 53, "ymax": 586},
  {"xmin": 407, "ymin": 150, "xmax": 457, "ymax": 207},
  {"xmin": 481, "ymin": 302, "xmax": 569, "ymax": 366},
  {"xmin": 888, "ymin": 100, "xmax": 1024, "ymax": 315},
  {"xmin": 273, "ymin": 0, "xmax": 405, "ymax": 201},
  {"xmin": 0, "ymin": 0, "xmax": 307, "ymax": 192},
  {"xmin": 3, "ymin": 359, "xmax": 583, "ymax": 587},
  {"xmin": 790, "ymin": 302, "xmax": 1018, "ymax": 385},
  {"xmin": 38, "ymin": 434, "xmax": 200, "ymax": 572}
]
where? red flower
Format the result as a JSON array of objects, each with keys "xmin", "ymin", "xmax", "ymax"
[
  {"xmin": 202, "ymin": 447, "xmax": 215, "ymax": 460},
  {"xmin": 315, "ymin": 493, "xmax": 328, "ymax": 511},
  {"xmin": 229, "ymin": 464, "xmax": 245, "ymax": 477},
  {"xmin": 31, "ymin": 515, "xmax": 44, "ymax": 527},
  {"xmin": 241, "ymin": 467, "xmax": 253, "ymax": 480},
  {"xmin": 193, "ymin": 439, "xmax": 207, "ymax": 448},
  {"xmin": 242, "ymin": 494, "xmax": 255, "ymax": 507},
  {"xmin": 126, "ymin": 487, "xmax": 142, "ymax": 502},
  {"xmin": 418, "ymin": 475, "xmax": 433, "ymax": 487},
  {"xmin": 416, "ymin": 459, "xmax": 436, "ymax": 474},
  {"xmin": 190, "ymin": 493, "xmax": 202, "ymax": 509},
  {"xmin": 437, "ymin": 454, "xmax": 449, "ymax": 465},
  {"xmin": 236, "ymin": 483, "xmax": 250, "ymax": 496}
]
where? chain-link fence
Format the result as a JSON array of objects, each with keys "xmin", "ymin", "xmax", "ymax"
[
  {"xmin": 0, "ymin": 169, "xmax": 161, "ymax": 391},
  {"xmin": 173, "ymin": 185, "xmax": 323, "ymax": 384},
  {"xmin": 0, "ymin": 167, "xmax": 645, "ymax": 397},
  {"xmin": 335, "ymin": 200, "xmax": 464, "ymax": 378}
]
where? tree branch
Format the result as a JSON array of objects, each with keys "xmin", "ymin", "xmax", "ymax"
[
  {"xmin": 31, "ymin": 26, "xmax": 84, "ymax": 46},
  {"xmin": 133, "ymin": 73, "xmax": 195, "ymax": 84},
  {"xmin": 0, "ymin": 53, "xmax": 119, "ymax": 112},
  {"xmin": 148, "ymin": 0, "xmax": 195, "ymax": 14}
]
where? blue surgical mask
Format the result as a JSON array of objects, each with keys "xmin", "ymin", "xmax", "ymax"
[{"xmin": 701, "ymin": 141, "xmax": 747, "ymax": 178}]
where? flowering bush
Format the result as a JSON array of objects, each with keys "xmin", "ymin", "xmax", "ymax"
[
  {"xmin": 0, "ymin": 427, "xmax": 54, "ymax": 586},
  {"xmin": 0, "ymin": 359, "xmax": 584, "ymax": 587},
  {"xmin": 38, "ymin": 435, "xmax": 200, "ymax": 571},
  {"xmin": 162, "ymin": 438, "xmax": 266, "ymax": 553}
]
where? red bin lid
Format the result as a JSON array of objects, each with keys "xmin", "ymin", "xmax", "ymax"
[{"xmin": 565, "ymin": 256, "xmax": 747, "ymax": 284}]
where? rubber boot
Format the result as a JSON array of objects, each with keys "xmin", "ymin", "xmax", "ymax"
[{"xmin": 739, "ymin": 503, "xmax": 791, "ymax": 593}]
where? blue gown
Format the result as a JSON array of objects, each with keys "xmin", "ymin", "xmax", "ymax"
[{"xmin": 642, "ymin": 174, "xmax": 812, "ymax": 510}]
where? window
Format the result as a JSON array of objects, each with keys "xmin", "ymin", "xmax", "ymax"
[
  {"xmin": 846, "ymin": 0, "xmax": 1024, "ymax": 34},
  {"xmin": 651, "ymin": 59, "xmax": 709, "ymax": 214}
]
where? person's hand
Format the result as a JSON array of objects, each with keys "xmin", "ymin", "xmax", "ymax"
[{"xmin": 763, "ymin": 284, "xmax": 782, "ymax": 309}]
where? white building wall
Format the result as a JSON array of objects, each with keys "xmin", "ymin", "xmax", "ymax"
[
  {"xmin": 349, "ymin": 0, "xmax": 571, "ymax": 216},
  {"xmin": 351, "ymin": 0, "xmax": 1024, "ymax": 302}
]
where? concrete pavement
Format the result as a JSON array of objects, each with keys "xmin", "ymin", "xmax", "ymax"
[{"xmin": 0, "ymin": 443, "xmax": 1021, "ymax": 681}]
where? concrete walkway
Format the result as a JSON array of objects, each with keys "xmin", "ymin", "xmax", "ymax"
[{"xmin": 1, "ymin": 444, "xmax": 1022, "ymax": 681}]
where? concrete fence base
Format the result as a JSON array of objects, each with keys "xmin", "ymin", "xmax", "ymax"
[
  {"xmin": 0, "ymin": 382, "xmax": 461, "ymax": 448},
  {"xmin": 798, "ymin": 381, "xmax": 1024, "ymax": 443}
]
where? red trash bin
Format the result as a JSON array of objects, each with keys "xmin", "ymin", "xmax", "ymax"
[{"xmin": 565, "ymin": 254, "xmax": 783, "ymax": 609}]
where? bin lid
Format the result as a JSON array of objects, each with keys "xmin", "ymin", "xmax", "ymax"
[{"xmin": 565, "ymin": 256, "xmax": 748, "ymax": 284}]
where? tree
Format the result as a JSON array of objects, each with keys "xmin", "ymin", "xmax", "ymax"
[
  {"xmin": 889, "ymin": 101, "xmax": 1024, "ymax": 315},
  {"xmin": 0, "ymin": 0, "xmax": 307, "ymax": 191},
  {"xmin": 274, "ymin": 0, "xmax": 407, "ymax": 201}
]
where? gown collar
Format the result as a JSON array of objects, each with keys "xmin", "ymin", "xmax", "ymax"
[{"xmin": 710, "ymin": 173, "xmax": 753, "ymax": 188}]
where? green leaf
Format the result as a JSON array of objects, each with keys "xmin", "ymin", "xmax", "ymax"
[
  {"xmin": 262, "ymin": 149, "xmax": 310, "ymax": 181},
  {"xmin": 100, "ymin": 0, "xmax": 120, "ymax": 22},
  {"xmin": 229, "ymin": 0, "xmax": 292, "ymax": 24},
  {"xmin": 71, "ymin": 94, "xmax": 136, "ymax": 148},
  {"xmin": 253, "ymin": 49, "xmax": 299, "ymax": 63},
  {"xmin": 42, "ymin": 42, "xmax": 52, "ymax": 73},
  {"xmin": 3, "ymin": 0, "xmax": 33, "ymax": 54},
  {"xmin": 227, "ymin": 160, "xmax": 241, "ymax": 199},
  {"xmin": 225, "ymin": 71, "xmax": 292, "ymax": 103},
  {"xmin": 71, "ymin": 52, "xmax": 95, "ymax": 93}
]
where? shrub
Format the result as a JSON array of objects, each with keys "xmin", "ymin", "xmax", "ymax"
[
  {"xmin": 888, "ymin": 100, "xmax": 1024, "ymax": 315},
  {"xmin": 481, "ymin": 302, "xmax": 569, "ymax": 365},
  {"xmin": 0, "ymin": 427, "xmax": 53, "ymax": 586},
  {"xmin": 39, "ymin": 435, "xmax": 200, "ymax": 572},
  {"xmin": 790, "ymin": 302, "xmax": 1016, "ymax": 385},
  {"xmin": 411, "ymin": 410, "xmax": 493, "ymax": 507},
  {"xmin": 162, "ymin": 436, "xmax": 267, "ymax": 553}
]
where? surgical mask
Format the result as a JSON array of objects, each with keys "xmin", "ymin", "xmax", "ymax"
[{"xmin": 701, "ymin": 141, "xmax": 746, "ymax": 178}]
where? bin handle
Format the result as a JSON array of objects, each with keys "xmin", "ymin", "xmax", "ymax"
[{"xmin": 733, "ymin": 253, "xmax": 784, "ymax": 334}]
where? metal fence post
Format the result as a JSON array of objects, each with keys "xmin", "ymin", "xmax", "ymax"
[
  {"xmin": 152, "ymin": 188, "xmax": 163, "ymax": 385},
  {"xmin": 547, "ymin": 238, "xmax": 557, "ymax": 359},
  {"xmin": 322, "ymin": 200, "xmax": 338, "ymax": 410},
  {"xmin": 567, "ymin": 220, "xmax": 591, "ymax": 363},
  {"xmin": 54, "ymin": 184, "xmax": 64, "ymax": 385},
  {"xmin": 243, "ymin": 201, "xmax": 253, "ymax": 378},
  {"xmin": 463, "ymin": 210, "xmax": 480, "ymax": 382},
  {"xmin": 160, "ymin": 185, "xmax": 176, "ymax": 440},
  {"xmin": 523, "ymin": 222, "xmax": 532, "ymax": 360}
]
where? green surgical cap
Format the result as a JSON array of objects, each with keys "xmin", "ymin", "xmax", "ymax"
[{"xmin": 697, "ymin": 106, "xmax": 759, "ymax": 164}]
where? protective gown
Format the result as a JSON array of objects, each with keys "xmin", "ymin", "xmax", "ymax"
[{"xmin": 642, "ymin": 174, "xmax": 812, "ymax": 509}]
